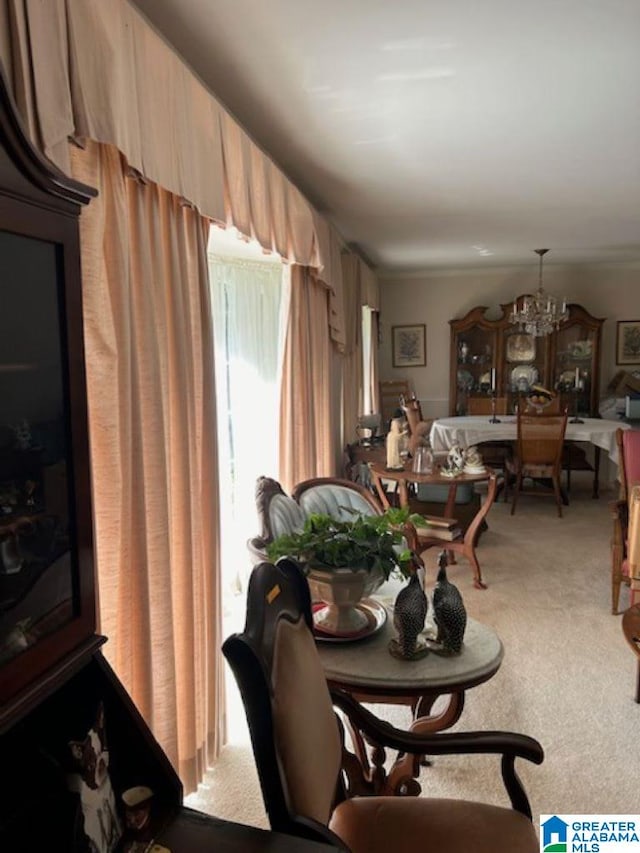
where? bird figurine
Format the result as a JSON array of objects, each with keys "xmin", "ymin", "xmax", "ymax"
[
  {"xmin": 389, "ymin": 559, "xmax": 428, "ymax": 660},
  {"xmin": 432, "ymin": 550, "xmax": 467, "ymax": 655}
]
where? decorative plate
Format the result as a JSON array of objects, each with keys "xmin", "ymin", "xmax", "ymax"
[
  {"xmin": 479, "ymin": 371, "xmax": 491, "ymax": 388},
  {"xmin": 567, "ymin": 340, "xmax": 593, "ymax": 359},
  {"xmin": 510, "ymin": 364, "xmax": 538, "ymax": 390},
  {"xmin": 457, "ymin": 369, "xmax": 474, "ymax": 391},
  {"xmin": 312, "ymin": 598, "xmax": 387, "ymax": 643},
  {"xmin": 506, "ymin": 333, "xmax": 536, "ymax": 363}
]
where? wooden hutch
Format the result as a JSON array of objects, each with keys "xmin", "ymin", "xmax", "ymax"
[
  {"xmin": 449, "ymin": 300, "xmax": 604, "ymax": 417},
  {"xmin": 0, "ymin": 66, "xmax": 334, "ymax": 852}
]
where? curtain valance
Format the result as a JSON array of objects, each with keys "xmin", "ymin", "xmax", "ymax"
[{"xmin": 3, "ymin": 0, "xmax": 380, "ymax": 349}]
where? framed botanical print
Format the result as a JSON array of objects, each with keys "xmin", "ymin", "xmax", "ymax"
[
  {"xmin": 392, "ymin": 324, "xmax": 426, "ymax": 367},
  {"xmin": 616, "ymin": 320, "xmax": 640, "ymax": 365}
]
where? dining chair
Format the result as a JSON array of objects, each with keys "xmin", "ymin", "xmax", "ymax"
[
  {"xmin": 504, "ymin": 412, "xmax": 568, "ymax": 516},
  {"xmin": 222, "ymin": 558, "xmax": 543, "ymax": 853},
  {"xmin": 379, "ymin": 379, "xmax": 412, "ymax": 425},
  {"xmin": 610, "ymin": 428, "xmax": 640, "ymax": 612}
]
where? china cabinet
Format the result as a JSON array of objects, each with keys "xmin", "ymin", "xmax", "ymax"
[
  {"xmin": 0, "ymin": 65, "xmax": 336, "ymax": 852},
  {"xmin": 449, "ymin": 299, "xmax": 603, "ymax": 417}
]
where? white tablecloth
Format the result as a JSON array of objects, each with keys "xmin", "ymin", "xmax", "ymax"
[{"xmin": 430, "ymin": 416, "xmax": 630, "ymax": 465}]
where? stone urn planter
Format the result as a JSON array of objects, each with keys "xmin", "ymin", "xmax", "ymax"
[
  {"xmin": 307, "ymin": 564, "xmax": 385, "ymax": 633},
  {"xmin": 266, "ymin": 509, "xmax": 414, "ymax": 636}
]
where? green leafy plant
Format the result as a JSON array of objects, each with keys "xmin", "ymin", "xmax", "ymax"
[{"xmin": 266, "ymin": 508, "xmax": 413, "ymax": 580}]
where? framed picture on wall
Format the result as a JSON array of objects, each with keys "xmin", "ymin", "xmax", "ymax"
[
  {"xmin": 392, "ymin": 324, "xmax": 426, "ymax": 367},
  {"xmin": 616, "ymin": 320, "xmax": 640, "ymax": 365}
]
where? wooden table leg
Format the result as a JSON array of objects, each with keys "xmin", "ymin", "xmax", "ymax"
[
  {"xmin": 384, "ymin": 692, "xmax": 465, "ymax": 796},
  {"xmin": 460, "ymin": 474, "xmax": 498, "ymax": 589}
]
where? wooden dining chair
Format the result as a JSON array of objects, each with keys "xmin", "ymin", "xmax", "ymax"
[
  {"xmin": 610, "ymin": 428, "xmax": 640, "ymax": 612},
  {"xmin": 504, "ymin": 412, "xmax": 568, "ymax": 517},
  {"xmin": 379, "ymin": 379, "xmax": 412, "ymax": 425}
]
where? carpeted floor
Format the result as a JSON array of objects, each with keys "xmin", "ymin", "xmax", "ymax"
[{"xmin": 186, "ymin": 475, "xmax": 639, "ymax": 827}]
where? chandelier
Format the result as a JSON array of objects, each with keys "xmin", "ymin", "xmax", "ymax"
[{"xmin": 510, "ymin": 249, "xmax": 568, "ymax": 337}]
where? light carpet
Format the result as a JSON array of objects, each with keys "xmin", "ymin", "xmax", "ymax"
[{"xmin": 187, "ymin": 476, "xmax": 639, "ymax": 827}]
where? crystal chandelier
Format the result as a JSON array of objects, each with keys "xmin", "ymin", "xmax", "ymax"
[{"xmin": 510, "ymin": 249, "xmax": 568, "ymax": 337}]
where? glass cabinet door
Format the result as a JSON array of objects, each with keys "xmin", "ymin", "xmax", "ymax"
[
  {"xmin": 450, "ymin": 310, "xmax": 498, "ymax": 415},
  {"xmin": 552, "ymin": 305, "xmax": 603, "ymax": 417}
]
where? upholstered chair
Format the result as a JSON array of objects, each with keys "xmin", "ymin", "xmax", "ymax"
[
  {"xmin": 292, "ymin": 477, "xmax": 383, "ymax": 521},
  {"xmin": 223, "ymin": 559, "xmax": 543, "ymax": 853},
  {"xmin": 247, "ymin": 476, "xmax": 306, "ymax": 564},
  {"xmin": 610, "ymin": 428, "xmax": 640, "ymax": 613}
]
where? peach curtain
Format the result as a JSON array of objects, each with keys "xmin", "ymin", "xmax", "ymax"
[
  {"xmin": 279, "ymin": 266, "xmax": 335, "ymax": 491},
  {"xmin": 70, "ymin": 139, "xmax": 223, "ymax": 793}
]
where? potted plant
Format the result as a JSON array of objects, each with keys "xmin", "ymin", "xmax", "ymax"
[{"xmin": 266, "ymin": 508, "xmax": 415, "ymax": 634}]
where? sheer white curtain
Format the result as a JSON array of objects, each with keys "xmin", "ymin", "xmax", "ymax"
[{"xmin": 209, "ymin": 249, "xmax": 288, "ymax": 592}]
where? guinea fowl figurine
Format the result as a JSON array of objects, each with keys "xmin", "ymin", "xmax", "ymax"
[
  {"xmin": 431, "ymin": 550, "xmax": 467, "ymax": 655},
  {"xmin": 389, "ymin": 559, "xmax": 428, "ymax": 660}
]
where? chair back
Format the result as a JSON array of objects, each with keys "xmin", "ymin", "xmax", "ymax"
[
  {"xmin": 400, "ymin": 395, "xmax": 423, "ymax": 430},
  {"xmin": 466, "ymin": 396, "xmax": 507, "ymax": 415},
  {"xmin": 516, "ymin": 412, "xmax": 568, "ymax": 468},
  {"xmin": 248, "ymin": 476, "xmax": 306, "ymax": 563},
  {"xmin": 222, "ymin": 559, "xmax": 345, "ymax": 846},
  {"xmin": 379, "ymin": 379, "xmax": 411, "ymax": 424},
  {"xmin": 293, "ymin": 477, "xmax": 382, "ymax": 520},
  {"xmin": 617, "ymin": 428, "xmax": 640, "ymax": 502}
]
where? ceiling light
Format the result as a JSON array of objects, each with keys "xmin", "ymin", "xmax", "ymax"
[{"xmin": 510, "ymin": 249, "xmax": 568, "ymax": 337}]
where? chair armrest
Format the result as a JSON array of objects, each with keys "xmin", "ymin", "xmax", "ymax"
[{"xmin": 330, "ymin": 687, "xmax": 543, "ymax": 818}]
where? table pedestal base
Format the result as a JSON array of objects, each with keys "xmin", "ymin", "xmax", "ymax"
[{"xmin": 341, "ymin": 690, "xmax": 465, "ymax": 797}]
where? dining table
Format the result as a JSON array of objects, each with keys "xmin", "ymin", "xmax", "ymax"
[{"xmin": 429, "ymin": 416, "xmax": 630, "ymax": 498}]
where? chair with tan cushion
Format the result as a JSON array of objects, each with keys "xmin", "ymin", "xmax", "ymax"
[
  {"xmin": 222, "ymin": 559, "xmax": 543, "ymax": 853},
  {"xmin": 504, "ymin": 412, "xmax": 568, "ymax": 517},
  {"xmin": 610, "ymin": 428, "xmax": 640, "ymax": 613}
]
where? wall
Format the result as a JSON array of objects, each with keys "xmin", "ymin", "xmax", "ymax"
[{"xmin": 380, "ymin": 261, "xmax": 640, "ymax": 419}]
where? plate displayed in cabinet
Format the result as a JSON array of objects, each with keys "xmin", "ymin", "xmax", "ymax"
[
  {"xmin": 457, "ymin": 369, "xmax": 475, "ymax": 391},
  {"xmin": 567, "ymin": 340, "xmax": 593, "ymax": 359},
  {"xmin": 510, "ymin": 364, "xmax": 538, "ymax": 390},
  {"xmin": 506, "ymin": 333, "xmax": 536, "ymax": 362}
]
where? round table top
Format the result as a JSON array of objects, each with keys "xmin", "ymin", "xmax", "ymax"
[
  {"xmin": 368, "ymin": 459, "xmax": 493, "ymax": 487},
  {"xmin": 317, "ymin": 606, "xmax": 503, "ymax": 696}
]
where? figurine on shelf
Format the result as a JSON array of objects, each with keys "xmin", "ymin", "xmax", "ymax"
[
  {"xmin": 67, "ymin": 702, "xmax": 123, "ymax": 853},
  {"xmin": 386, "ymin": 416, "xmax": 407, "ymax": 470},
  {"xmin": 121, "ymin": 785, "xmax": 156, "ymax": 853},
  {"xmin": 459, "ymin": 341, "xmax": 469, "ymax": 363}
]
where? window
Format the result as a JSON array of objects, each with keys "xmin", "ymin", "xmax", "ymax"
[{"xmin": 208, "ymin": 229, "xmax": 288, "ymax": 596}]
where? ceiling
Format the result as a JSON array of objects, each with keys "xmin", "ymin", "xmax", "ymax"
[{"xmin": 129, "ymin": 0, "xmax": 640, "ymax": 273}]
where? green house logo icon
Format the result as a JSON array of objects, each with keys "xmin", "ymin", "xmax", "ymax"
[{"xmin": 541, "ymin": 816, "xmax": 568, "ymax": 852}]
